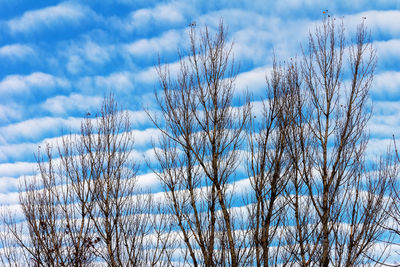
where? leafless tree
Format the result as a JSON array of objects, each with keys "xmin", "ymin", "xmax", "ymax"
[
  {"xmin": 380, "ymin": 138, "xmax": 400, "ymax": 265},
  {"xmin": 284, "ymin": 19, "xmax": 391, "ymax": 266},
  {"xmin": 245, "ymin": 60, "xmax": 294, "ymax": 267},
  {"xmin": 0, "ymin": 142, "xmax": 98, "ymax": 267},
  {"xmin": 1, "ymin": 95, "xmax": 173, "ymax": 266},
  {"xmin": 149, "ymin": 22, "xmax": 252, "ymax": 267}
]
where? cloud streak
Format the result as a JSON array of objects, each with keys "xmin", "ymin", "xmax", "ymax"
[
  {"xmin": 0, "ymin": 44, "xmax": 34, "ymax": 60},
  {"xmin": 0, "ymin": 116, "xmax": 82, "ymax": 145},
  {"xmin": 112, "ymin": 2, "xmax": 188, "ymax": 34},
  {"xmin": 41, "ymin": 93, "xmax": 103, "ymax": 116},
  {"xmin": 7, "ymin": 2, "xmax": 91, "ymax": 34},
  {"xmin": 0, "ymin": 72, "xmax": 70, "ymax": 98}
]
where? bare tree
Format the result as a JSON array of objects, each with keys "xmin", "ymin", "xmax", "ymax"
[
  {"xmin": 149, "ymin": 22, "xmax": 251, "ymax": 267},
  {"xmin": 245, "ymin": 60, "xmax": 294, "ymax": 267},
  {"xmin": 380, "ymin": 138, "xmax": 400, "ymax": 265},
  {"xmin": 284, "ymin": 19, "xmax": 391, "ymax": 266},
  {"xmin": 1, "ymin": 95, "xmax": 173, "ymax": 266},
  {"xmin": 0, "ymin": 142, "xmax": 98, "ymax": 267}
]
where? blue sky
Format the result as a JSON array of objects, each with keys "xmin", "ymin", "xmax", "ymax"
[{"xmin": 0, "ymin": 0, "xmax": 400, "ymax": 205}]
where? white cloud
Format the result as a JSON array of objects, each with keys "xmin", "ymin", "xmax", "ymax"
[
  {"xmin": 0, "ymin": 104, "xmax": 23, "ymax": 123},
  {"xmin": 369, "ymin": 101, "xmax": 400, "ymax": 140},
  {"xmin": 235, "ymin": 66, "xmax": 269, "ymax": 94},
  {"xmin": 84, "ymin": 41, "xmax": 111, "ymax": 64},
  {"xmin": 131, "ymin": 128, "xmax": 161, "ymax": 147},
  {"xmin": 372, "ymin": 71, "xmax": 400, "ymax": 99},
  {"xmin": 76, "ymin": 72, "xmax": 134, "ymax": 93},
  {"xmin": 0, "ymin": 162, "xmax": 36, "ymax": 178},
  {"xmin": 0, "ymin": 44, "xmax": 34, "ymax": 60},
  {"xmin": 374, "ymin": 39, "xmax": 400, "ymax": 70},
  {"xmin": 357, "ymin": 10, "xmax": 400, "ymax": 36},
  {"xmin": 94, "ymin": 72, "xmax": 134, "ymax": 91},
  {"xmin": 128, "ymin": 3, "xmax": 185, "ymax": 26},
  {"xmin": 64, "ymin": 40, "xmax": 114, "ymax": 74},
  {"xmin": 66, "ymin": 54, "xmax": 85, "ymax": 74},
  {"xmin": 126, "ymin": 110, "xmax": 156, "ymax": 127},
  {"xmin": 7, "ymin": 2, "xmax": 91, "ymax": 34},
  {"xmin": 0, "ymin": 192, "xmax": 19, "ymax": 205},
  {"xmin": 0, "ymin": 72, "xmax": 70, "ymax": 96},
  {"xmin": 373, "ymin": 101, "xmax": 400, "ymax": 116},
  {"xmin": 41, "ymin": 93, "xmax": 103, "ymax": 116},
  {"xmin": 135, "ymin": 66, "xmax": 159, "ymax": 84},
  {"xmin": 125, "ymin": 30, "xmax": 183, "ymax": 57},
  {"xmin": 111, "ymin": 2, "xmax": 188, "ymax": 34},
  {"xmin": 230, "ymin": 177, "xmax": 252, "ymax": 195},
  {"xmin": 135, "ymin": 61, "xmax": 181, "ymax": 85},
  {"xmin": 0, "ymin": 142, "xmax": 38, "ymax": 163},
  {"xmin": 366, "ymin": 138, "xmax": 394, "ymax": 158},
  {"xmin": 136, "ymin": 172, "xmax": 160, "ymax": 189},
  {"xmin": 0, "ymin": 177, "xmax": 19, "ymax": 193},
  {"xmin": 0, "ymin": 116, "xmax": 82, "ymax": 145},
  {"xmin": 375, "ymin": 39, "xmax": 400, "ymax": 58}
]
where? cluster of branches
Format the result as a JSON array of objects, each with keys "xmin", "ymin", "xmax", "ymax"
[
  {"xmin": 0, "ymin": 96, "xmax": 174, "ymax": 266},
  {"xmin": 1, "ymin": 19, "xmax": 400, "ymax": 266},
  {"xmin": 149, "ymin": 20, "xmax": 399, "ymax": 266}
]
